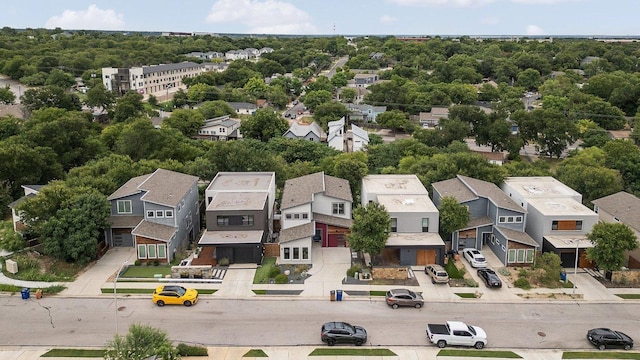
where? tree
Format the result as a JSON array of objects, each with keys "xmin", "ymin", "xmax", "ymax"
[
  {"xmin": 312, "ymin": 101, "xmax": 348, "ymax": 130},
  {"xmin": 302, "ymin": 90, "xmax": 332, "ymax": 111},
  {"xmin": 375, "ymin": 110, "xmax": 413, "ymax": 133},
  {"xmin": 516, "ymin": 68, "xmax": 542, "ymax": 90},
  {"xmin": 45, "ymin": 69, "xmax": 76, "ymax": 88},
  {"xmin": 340, "ymin": 88, "xmax": 357, "ymax": 103},
  {"xmin": 163, "ymin": 109, "xmax": 205, "ymax": 137},
  {"xmin": 20, "ymin": 85, "xmax": 82, "ymax": 113},
  {"xmin": 0, "ymin": 86, "xmax": 16, "ymax": 104},
  {"xmin": 240, "ymin": 108, "xmax": 289, "ymax": 142},
  {"xmin": 111, "ymin": 91, "xmax": 145, "ymax": 123},
  {"xmin": 348, "ymin": 202, "xmax": 391, "ymax": 258},
  {"xmin": 84, "ymin": 84, "xmax": 115, "ymax": 112},
  {"xmin": 331, "ymin": 71, "xmax": 348, "ymax": 88},
  {"xmin": 104, "ymin": 324, "xmax": 179, "ymax": 360},
  {"xmin": 196, "ymin": 100, "xmax": 237, "ymax": 119},
  {"xmin": 587, "ymin": 222, "xmax": 638, "ymax": 272},
  {"xmin": 437, "ymin": 196, "xmax": 470, "ymax": 242}
]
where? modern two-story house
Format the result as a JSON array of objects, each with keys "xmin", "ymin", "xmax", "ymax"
[
  {"xmin": 362, "ymin": 175, "xmax": 446, "ymax": 266},
  {"xmin": 502, "ymin": 177, "xmax": 599, "ymax": 267},
  {"xmin": 432, "ymin": 175, "xmax": 538, "ymax": 266},
  {"xmin": 106, "ymin": 169, "xmax": 200, "ymax": 263},
  {"xmin": 197, "ymin": 172, "xmax": 276, "ymax": 264},
  {"xmin": 195, "ymin": 115, "xmax": 242, "ymax": 141},
  {"xmin": 279, "ymin": 172, "xmax": 353, "ymax": 265}
]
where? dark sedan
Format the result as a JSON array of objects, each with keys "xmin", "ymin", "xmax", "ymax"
[
  {"xmin": 477, "ymin": 268, "xmax": 502, "ymax": 288},
  {"xmin": 587, "ymin": 328, "xmax": 634, "ymax": 350},
  {"xmin": 321, "ymin": 322, "xmax": 367, "ymax": 346}
]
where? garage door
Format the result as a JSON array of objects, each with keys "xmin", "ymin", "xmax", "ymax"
[
  {"xmin": 112, "ymin": 229, "xmax": 133, "ymax": 247},
  {"xmin": 416, "ymin": 250, "xmax": 436, "ymax": 265}
]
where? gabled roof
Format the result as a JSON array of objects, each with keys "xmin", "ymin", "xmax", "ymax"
[
  {"xmin": 132, "ymin": 220, "xmax": 177, "ymax": 243},
  {"xmin": 228, "ymin": 102, "xmax": 257, "ymax": 110},
  {"xmin": 284, "ymin": 121, "xmax": 324, "ymax": 138},
  {"xmin": 495, "ymin": 226, "xmax": 539, "ymax": 247},
  {"xmin": 313, "ymin": 212, "xmax": 353, "ymax": 228},
  {"xmin": 281, "ymin": 172, "xmax": 352, "ymax": 210},
  {"xmin": 350, "ymin": 124, "xmax": 369, "ymax": 142},
  {"xmin": 432, "ymin": 177, "xmax": 477, "ymax": 203},
  {"xmin": 108, "ymin": 174, "xmax": 151, "ymax": 201},
  {"xmin": 439, "ymin": 175, "xmax": 523, "ymax": 213},
  {"xmin": 592, "ymin": 191, "xmax": 640, "ymax": 231},
  {"xmin": 280, "ymin": 222, "xmax": 315, "ymax": 243},
  {"xmin": 108, "ymin": 169, "xmax": 198, "ymax": 208},
  {"xmin": 328, "ymin": 117, "xmax": 345, "ymax": 129}
]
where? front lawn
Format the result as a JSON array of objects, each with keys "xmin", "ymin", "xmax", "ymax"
[
  {"xmin": 41, "ymin": 349, "xmax": 105, "ymax": 357},
  {"xmin": 445, "ymin": 259, "xmax": 464, "ymax": 279},
  {"xmin": 121, "ymin": 265, "xmax": 172, "ymax": 278},
  {"xmin": 309, "ymin": 348, "xmax": 396, "ymax": 356},
  {"xmin": 438, "ymin": 349, "xmax": 522, "ymax": 358},
  {"xmin": 254, "ymin": 257, "xmax": 277, "ymax": 284},
  {"xmin": 2, "ymin": 251, "xmax": 83, "ymax": 282},
  {"xmin": 562, "ymin": 352, "xmax": 640, "ymax": 359}
]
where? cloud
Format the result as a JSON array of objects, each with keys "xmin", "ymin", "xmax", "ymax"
[
  {"xmin": 481, "ymin": 16, "xmax": 500, "ymax": 25},
  {"xmin": 526, "ymin": 25, "xmax": 545, "ymax": 35},
  {"xmin": 388, "ymin": 0, "xmax": 496, "ymax": 6},
  {"xmin": 512, "ymin": 0, "xmax": 581, "ymax": 3},
  {"xmin": 380, "ymin": 15, "xmax": 398, "ymax": 24},
  {"xmin": 45, "ymin": 4, "xmax": 125, "ymax": 30},
  {"xmin": 206, "ymin": 0, "xmax": 317, "ymax": 34}
]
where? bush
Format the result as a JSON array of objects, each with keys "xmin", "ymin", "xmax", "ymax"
[
  {"xmin": 346, "ymin": 264, "xmax": 362, "ymax": 278},
  {"xmin": 464, "ymin": 278, "xmax": 479, "ymax": 287},
  {"xmin": 274, "ymin": 273, "xmax": 289, "ymax": 284},
  {"xmin": 176, "ymin": 343, "xmax": 208, "ymax": 356},
  {"xmin": 268, "ymin": 266, "xmax": 281, "ymax": 278},
  {"xmin": 134, "ymin": 259, "xmax": 142, "ymax": 266},
  {"xmin": 218, "ymin": 257, "xmax": 230, "ymax": 266},
  {"xmin": 153, "ymin": 260, "xmax": 159, "ymax": 266},
  {"xmin": 514, "ymin": 277, "xmax": 531, "ymax": 290},
  {"xmin": 518, "ymin": 268, "xmax": 529, "ymax": 277}
]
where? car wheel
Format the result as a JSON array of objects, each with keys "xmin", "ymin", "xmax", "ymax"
[
  {"xmin": 414, "ymin": 303, "xmax": 422, "ymax": 309},
  {"xmin": 156, "ymin": 300, "xmax": 165, "ymax": 307},
  {"xmin": 437, "ymin": 340, "xmax": 447, "ymax": 348},
  {"xmin": 355, "ymin": 340, "xmax": 363, "ymax": 346},
  {"xmin": 183, "ymin": 300, "xmax": 192, "ymax": 307},
  {"xmin": 392, "ymin": 303, "xmax": 399, "ymax": 309},
  {"xmin": 432, "ymin": 278, "xmax": 436, "ymax": 284},
  {"xmin": 474, "ymin": 342, "xmax": 484, "ymax": 349},
  {"xmin": 624, "ymin": 344, "xmax": 631, "ymax": 350},
  {"xmin": 598, "ymin": 344, "xmax": 606, "ymax": 350},
  {"xmin": 327, "ymin": 339, "xmax": 335, "ymax": 346}
]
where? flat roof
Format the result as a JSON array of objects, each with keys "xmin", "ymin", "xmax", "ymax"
[
  {"xmin": 386, "ymin": 232, "xmax": 445, "ymax": 247},
  {"xmin": 206, "ymin": 172, "xmax": 274, "ymax": 192},
  {"xmin": 207, "ymin": 192, "xmax": 267, "ymax": 211},
  {"xmin": 377, "ymin": 194, "xmax": 438, "ymax": 213},
  {"xmin": 544, "ymin": 235, "xmax": 594, "ymax": 250},
  {"xmin": 363, "ymin": 175, "xmax": 428, "ymax": 195},
  {"xmin": 526, "ymin": 197, "xmax": 597, "ymax": 216},
  {"xmin": 198, "ymin": 230, "xmax": 264, "ymax": 245},
  {"xmin": 504, "ymin": 177, "xmax": 581, "ymax": 199}
]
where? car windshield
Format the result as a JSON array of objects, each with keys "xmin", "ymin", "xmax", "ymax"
[
  {"xmin": 174, "ymin": 287, "xmax": 187, "ymax": 296},
  {"xmin": 407, "ymin": 290, "xmax": 416, "ymax": 297},
  {"xmin": 344, "ymin": 323, "xmax": 355, "ymax": 333},
  {"xmin": 477, "ymin": 257, "xmax": 486, "ymax": 262},
  {"xmin": 467, "ymin": 325, "xmax": 477, "ymax": 335}
]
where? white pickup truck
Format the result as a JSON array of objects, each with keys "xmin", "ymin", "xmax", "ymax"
[{"xmin": 426, "ymin": 321, "xmax": 487, "ymax": 349}]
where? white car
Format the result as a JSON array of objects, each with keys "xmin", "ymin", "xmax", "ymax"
[{"xmin": 462, "ymin": 248, "xmax": 487, "ymax": 268}]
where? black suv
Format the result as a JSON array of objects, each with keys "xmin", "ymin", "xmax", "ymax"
[
  {"xmin": 587, "ymin": 328, "xmax": 634, "ymax": 350},
  {"xmin": 321, "ymin": 322, "xmax": 367, "ymax": 346}
]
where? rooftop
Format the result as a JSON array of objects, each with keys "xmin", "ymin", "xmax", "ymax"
[
  {"xmin": 207, "ymin": 192, "xmax": 268, "ymax": 211},
  {"xmin": 377, "ymin": 194, "xmax": 438, "ymax": 213},
  {"xmin": 362, "ymin": 175, "xmax": 428, "ymax": 196},
  {"xmin": 503, "ymin": 177, "xmax": 581, "ymax": 199},
  {"xmin": 386, "ymin": 232, "xmax": 445, "ymax": 247},
  {"xmin": 526, "ymin": 197, "xmax": 596, "ymax": 216},
  {"xmin": 207, "ymin": 172, "xmax": 274, "ymax": 192}
]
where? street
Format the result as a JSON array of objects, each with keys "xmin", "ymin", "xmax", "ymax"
[
  {"xmin": 0, "ymin": 75, "xmax": 28, "ymax": 103},
  {"xmin": 1, "ymin": 296, "xmax": 638, "ymax": 350}
]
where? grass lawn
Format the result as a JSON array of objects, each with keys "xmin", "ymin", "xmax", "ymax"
[
  {"xmin": 101, "ymin": 288, "xmax": 217, "ymax": 294},
  {"xmin": 243, "ymin": 349, "xmax": 268, "ymax": 357},
  {"xmin": 254, "ymin": 257, "xmax": 277, "ymax": 284},
  {"xmin": 0, "ymin": 284, "xmax": 65, "ymax": 294},
  {"xmin": 445, "ymin": 260, "xmax": 464, "ymax": 279},
  {"xmin": 456, "ymin": 292, "xmax": 478, "ymax": 298},
  {"xmin": 121, "ymin": 265, "xmax": 172, "ymax": 278},
  {"xmin": 309, "ymin": 348, "xmax": 396, "ymax": 356},
  {"xmin": 616, "ymin": 293, "xmax": 640, "ymax": 299},
  {"xmin": 370, "ymin": 290, "xmax": 387, "ymax": 296},
  {"xmin": 41, "ymin": 349, "xmax": 105, "ymax": 357},
  {"xmin": 438, "ymin": 349, "xmax": 522, "ymax": 358},
  {"xmin": 562, "ymin": 352, "xmax": 640, "ymax": 359}
]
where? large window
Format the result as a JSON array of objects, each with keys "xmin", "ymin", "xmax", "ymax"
[
  {"xmin": 117, "ymin": 200, "xmax": 132, "ymax": 214},
  {"xmin": 157, "ymin": 244, "xmax": 166, "ymax": 259},
  {"xmin": 508, "ymin": 248, "xmax": 535, "ymax": 264},
  {"xmin": 283, "ymin": 247, "xmax": 290, "ymax": 259},
  {"xmin": 332, "ymin": 203, "xmax": 345, "ymax": 215},
  {"xmin": 293, "ymin": 248, "xmax": 300, "ymax": 259},
  {"xmin": 422, "ymin": 218, "xmax": 429, "ymax": 232},
  {"xmin": 302, "ymin": 247, "xmax": 309, "ymax": 259},
  {"xmin": 552, "ymin": 220, "xmax": 583, "ymax": 231},
  {"xmin": 391, "ymin": 218, "xmax": 397, "ymax": 232},
  {"xmin": 217, "ymin": 215, "xmax": 254, "ymax": 226},
  {"xmin": 137, "ymin": 244, "xmax": 147, "ymax": 259}
]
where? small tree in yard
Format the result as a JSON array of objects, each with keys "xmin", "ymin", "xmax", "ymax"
[
  {"xmin": 438, "ymin": 196, "xmax": 470, "ymax": 241},
  {"xmin": 532, "ymin": 252, "xmax": 563, "ymax": 287},
  {"xmin": 348, "ymin": 202, "xmax": 391, "ymax": 258},
  {"xmin": 104, "ymin": 324, "xmax": 179, "ymax": 360},
  {"xmin": 587, "ymin": 222, "xmax": 638, "ymax": 272}
]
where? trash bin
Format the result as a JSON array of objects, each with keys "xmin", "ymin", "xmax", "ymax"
[
  {"xmin": 21, "ymin": 288, "xmax": 30, "ymax": 300},
  {"xmin": 330, "ymin": 290, "xmax": 335, "ymax": 301},
  {"xmin": 336, "ymin": 290, "xmax": 343, "ymax": 301},
  {"xmin": 560, "ymin": 271, "xmax": 567, "ymax": 282}
]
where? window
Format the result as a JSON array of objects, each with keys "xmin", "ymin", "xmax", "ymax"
[
  {"xmin": 422, "ymin": 218, "xmax": 429, "ymax": 232},
  {"xmin": 332, "ymin": 203, "xmax": 345, "ymax": 215},
  {"xmin": 155, "ymin": 210, "xmax": 164, "ymax": 218},
  {"xmin": 285, "ymin": 214, "xmax": 292, "ymax": 219},
  {"xmin": 515, "ymin": 216, "xmax": 523, "ymax": 223},
  {"xmin": 526, "ymin": 249, "xmax": 535, "ymax": 263},
  {"xmin": 117, "ymin": 200, "xmax": 132, "ymax": 214},
  {"xmin": 508, "ymin": 249, "xmax": 517, "ymax": 263},
  {"xmin": 302, "ymin": 213, "xmax": 308, "ymax": 219},
  {"xmin": 507, "ymin": 216, "xmax": 514, "ymax": 222},
  {"xmin": 147, "ymin": 244, "xmax": 157, "ymax": 259},
  {"xmin": 165, "ymin": 210, "xmax": 173, "ymax": 218},
  {"xmin": 283, "ymin": 247, "xmax": 290, "ymax": 259},
  {"xmin": 391, "ymin": 218, "xmax": 397, "ymax": 232},
  {"xmin": 517, "ymin": 249, "xmax": 525, "ymax": 262},
  {"xmin": 294, "ymin": 214, "xmax": 300, "ymax": 219},
  {"xmin": 293, "ymin": 248, "xmax": 300, "ymax": 259},
  {"xmin": 147, "ymin": 210, "xmax": 155, "ymax": 218},
  {"xmin": 499, "ymin": 216, "xmax": 506, "ymax": 223},
  {"xmin": 552, "ymin": 220, "xmax": 583, "ymax": 231},
  {"xmin": 137, "ymin": 244, "xmax": 147, "ymax": 259},
  {"xmin": 217, "ymin": 215, "xmax": 254, "ymax": 226},
  {"xmin": 302, "ymin": 247, "xmax": 309, "ymax": 259},
  {"xmin": 157, "ymin": 244, "xmax": 166, "ymax": 259}
]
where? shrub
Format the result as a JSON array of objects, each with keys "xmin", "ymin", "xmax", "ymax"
[
  {"xmin": 218, "ymin": 257, "xmax": 230, "ymax": 266},
  {"xmin": 518, "ymin": 268, "xmax": 529, "ymax": 277},
  {"xmin": 498, "ymin": 268, "xmax": 511, "ymax": 276},
  {"xmin": 464, "ymin": 278, "xmax": 479, "ymax": 287},
  {"xmin": 176, "ymin": 343, "xmax": 208, "ymax": 356},
  {"xmin": 514, "ymin": 277, "xmax": 531, "ymax": 290},
  {"xmin": 153, "ymin": 260, "xmax": 159, "ymax": 266},
  {"xmin": 134, "ymin": 260, "xmax": 142, "ymax": 266},
  {"xmin": 294, "ymin": 264, "xmax": 310, "ymax": 273},
  {"xmin": 346, "ymin": 264, "xmax": 362, "ymax": 278},
  {"xmin": 268, "ymin": 266, "xmax": 281, "ymax": 278},
  {"xmin": 275, "ymin": 274, "xmax": 289, "ymax": 284}
]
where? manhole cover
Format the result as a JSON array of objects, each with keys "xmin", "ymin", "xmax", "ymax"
[
  {"xmin": 117, "ymin": 306, "xmax": 126, "ymax": 311},
  {"xmin": 537, "ymin": 331, "xmax": 546, "ymax": 337}
]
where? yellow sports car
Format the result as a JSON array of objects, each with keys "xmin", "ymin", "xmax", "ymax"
[{"xmin": 152, "ymin": 285, "xmax": 198, "ymax": 307}]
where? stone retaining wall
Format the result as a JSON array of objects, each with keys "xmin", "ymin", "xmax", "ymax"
[
  {"xmin": 611, "ymin": 269, "xmax": 640, "ymax": 285},
  {"xmin": 372, "ymin": 266, "xmax": 409, "ymax": 280}
]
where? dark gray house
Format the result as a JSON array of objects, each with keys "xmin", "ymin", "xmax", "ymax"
[{"xmin": 432, "ymin": 175, "xmax": 538, "ymax": 266}]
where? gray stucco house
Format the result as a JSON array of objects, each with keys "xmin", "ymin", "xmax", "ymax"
[{"xmin": 106, "ymin": 169, "xmax": 200, "ymax": 263}]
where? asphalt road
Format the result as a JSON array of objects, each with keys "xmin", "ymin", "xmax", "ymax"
[
  {"xmin": 1, "ymin": 296, "xmax": 639, "ymax": 350},
  {"xmin": 0, "ymin": 75, "xmax": 28, "ymax": 104}
]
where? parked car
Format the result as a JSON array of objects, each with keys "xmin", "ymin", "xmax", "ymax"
[
  {"xmin": 152, "ymin": 285, "xmax": 198, "ymax": 307},
  {"xmin": 587, "ymin": 328, "xmax": 634, "ymax": 350},
  {"xmin": 321, "ymin": 321, "xmax": 367, "ymax": 346},
  {"xmin": 385, "ymin": 288, "xmax": 424, "ymax": 309},
  {"xmin": 477, "ymin": 268, "xmax": 502, "ymax": 288},
  {"xmin": 426, "ymin": 321, "xmax": 487, "ymax": 349},
  {"xmin": 425, "ymin": 264, "xmax": 449, "ymax": 284},
  {"xmin": 462, "ymin": 248, "xmax": 487, "ymax": 268}
]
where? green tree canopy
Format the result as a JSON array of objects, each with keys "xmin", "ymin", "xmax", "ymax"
[
  {"xmin": 163, "ymin": 108, "xmax": 205, "ymax": 137},
  {"xmin": 104, "ymin": 324, "xmax": 179, "ymax": 360},
  {"xmin": 348, "ymin": 202, "xmax": 391, "ymax": 257},
  {"xmin": 587, "ymin": 222, "xmax": 638, "ymax": 272},
  {"xmin": 437, "ymin": 196, "xmax": 470, "ymax": 241},
  {"xmin": 240, "ymin": 107, "xmax": 289, "ymax": 142}
]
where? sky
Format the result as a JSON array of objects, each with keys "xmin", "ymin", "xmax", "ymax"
[{"xmin": 1, "ymin": 0, "xmax": 639, "ymax": 36}]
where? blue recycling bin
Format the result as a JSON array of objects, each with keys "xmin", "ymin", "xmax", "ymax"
[
  {"xmin": 560, "ymin": 271, "xmax": 567, "ymax": 282},
  {"xmin": 336, "ymin": 290, "xmax": 343, "ymax": 301},
  {"xmin": 21, "ymin": 288, "xmax": 30, "ymax": 300}
]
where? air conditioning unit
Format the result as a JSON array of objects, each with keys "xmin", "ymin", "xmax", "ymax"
[{"xmin": 5, "ymin": 259, "xmax": 18, "ymax": 274}]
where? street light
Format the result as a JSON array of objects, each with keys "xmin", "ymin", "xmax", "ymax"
[
  {"xmin": 573, "ymin": 239, "xmax": 580, "ymax": 296},
  {"xmin": 114, "ymin": 261, "xmax": 128, "ymax": 334}
]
